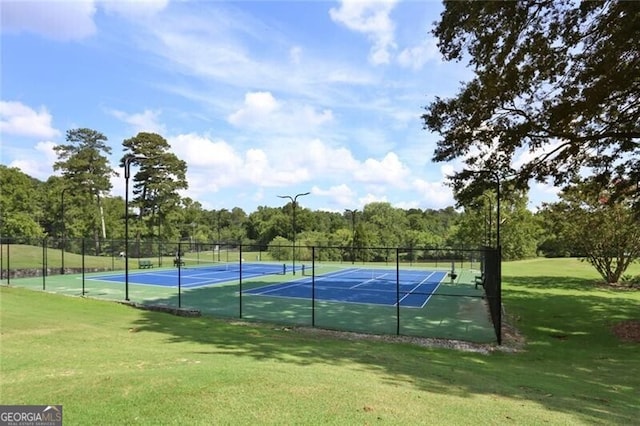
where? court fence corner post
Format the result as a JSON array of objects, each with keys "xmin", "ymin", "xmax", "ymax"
[
  {"xmin": 396, "ymin": 247, "xmax": 400, "ymax": 336},
  {"xmin": 239, "ymin": 243, "xmax": 243, "ymax": 319},
  {"xmin": 311, "ymin": 246, "xmax": 316, "ymax": 328}
]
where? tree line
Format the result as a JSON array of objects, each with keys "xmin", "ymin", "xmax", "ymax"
[{"xmin": 1, "ymin": 126, "xmax": 638, "ymax": 283}]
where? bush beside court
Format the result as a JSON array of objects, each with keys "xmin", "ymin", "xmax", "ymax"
[{"xmin": 1, "ymin": 257, "xmax": 639, "ymax": 424}]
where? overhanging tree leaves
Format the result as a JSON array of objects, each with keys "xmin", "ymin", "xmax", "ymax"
[{"xmin": 423, "ymin": 0, "xmax": 640, "ymax": 208}]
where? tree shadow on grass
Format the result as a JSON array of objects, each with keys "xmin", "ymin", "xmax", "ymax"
[
  {"xmin": 126, "ymin": 278, "xmax": 639, "ymax": 425},
  {"xmin": 505, "ymin": 274, "xmax": 601, "ymax": 291}
]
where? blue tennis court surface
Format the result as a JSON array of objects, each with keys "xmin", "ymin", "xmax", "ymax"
[
  {"xmin": 246, "ymin": 268, "xmax": 448, "ymax": 308},
  {"xmin": 88, "ymin": 265, "xmax": 447, "ymax": 308},
  {"xmin": 88, "ymin": 263, "xmax": 284, "ymax": 289}
]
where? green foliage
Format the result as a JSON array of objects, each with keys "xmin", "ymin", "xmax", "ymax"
[
  {"xmin": 54, "ymin": 128, "xmax": 114, "ymax": 195},
  {"xmin": 0, "ymin": 166, "xmax": 45, "ymax": 239},
  {"xmin": 454, "ymin": 190, "xmax": 541, "ymax": 260},
  {"xmin": 539, "ymin": 180, "xmax": 640, "ymax": 283},
  {"xmin": 121, "ymin": 132, "xmax": 189, "ymax": 239},
  {"xmin": 53, "ymin": 128, "xmax": 116, "ymax": 245},
  {"xmin": 362, "ymin": 202, "xmax": 408, "ymax": 248},
  {"xmin": 424, "ymin": 0, "xmax": 640, "ymax": 211},
  {"xmin": 267, "ymin": 236, "xmax": 291, "ymax": 260},
  {"xmin": 621, "ymin": 274, "xmax": 640, "ymax": 288},
  {"xmin": 1, "ymin": 212, "xmax": 44, "ymax": 240},
  {"xmin": 4, "ymin": 126, "xmax": 549, "ymax": 261}
]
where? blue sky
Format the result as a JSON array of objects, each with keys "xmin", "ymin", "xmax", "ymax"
[{"xmin": 1, "ymin": 0, "xmax": 558, "ymax": 214}]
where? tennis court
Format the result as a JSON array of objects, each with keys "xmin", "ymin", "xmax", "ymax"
[
  {"xmin": 245, "ymin": 268, "xmax": 448, "ymax": 307},
  {"xmin": 2, "ymin": 242, "xmax": 499, "ymax": 342},
  {"xmin": 88, "ymin": 262, "xmax": 287, "ymax": 289},
  {"xmin": 88, "ymin": 264, "xmax": 448, "ymax": 308}
]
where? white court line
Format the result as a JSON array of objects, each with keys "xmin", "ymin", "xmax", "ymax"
[
  {"xmin": 349, "ymin": 275, "xmax": 389, "ymax": 290},
  {"xmin": 417, "ymin": 272, "xmax": 448, "ymax": 308},
  {"xmin": 396, "ymin": 271, "xmax": 437, "ymax": 306},
  {"xmin": 245, "ymin": 277, "xmax": 311, "ymax": 295}
]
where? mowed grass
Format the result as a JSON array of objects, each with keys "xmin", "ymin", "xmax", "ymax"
[
  {"xmin": 1, "ymin": 257, "xmax": 639, "ymax": 425},
  {"xmin": 0, "ymin": 244, "xmax": 273, "ymax": 270}
]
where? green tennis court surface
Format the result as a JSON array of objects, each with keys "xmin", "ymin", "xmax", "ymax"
[{"xmin": 7, "ymin": 264, "xmax": 496, "ymax": 343}]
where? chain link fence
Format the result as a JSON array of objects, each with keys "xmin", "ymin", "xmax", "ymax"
[{"xmin": 1, "ymin": 238, "xmax": 501, "ymax": 343}]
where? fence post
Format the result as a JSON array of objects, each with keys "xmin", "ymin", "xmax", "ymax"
[
  {"xmin": 82, "ymin": 239, "xmax": 86, "ymax": 296},
  {"xmin": 396, "ymin": 248, "xmax": 400, "ymax": 335},
  {"xmin": 312, "ymin": 246, "xmax": 316, "ymax": 327},
  {"xmin": 42, "ymin": 238, "xmax": 46, "ymax": 290},
  {"xmin": 7, "ymin": 242, "xmax": 10, "ymax": 285},
  {"xmin": 497, "ymin": 245, "xmax": 502, "ymax": 345},
  {"xmin": 178, "ymin": 242, "xmax": 183, "ymax": 308},
  {"xmin": 239, "ymin": 243, "xmax": 243, "ymax": 318}
]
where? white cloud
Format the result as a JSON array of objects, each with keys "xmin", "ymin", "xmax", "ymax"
[
  {"xmin": 148, "ymin": 16, "xmax": 268, "ymax": 87},
  {"xmin": 227, "ymin": 92, "xmax": 280, "ymax": 126},
  {"xmin": 171, "ymin": 133, "xmax": 241, "ymax": 170},
  {"xmin": 441, "ymin": 163, "xmax": 456, "ymax": 179},
  {"xmin": 397, "ymin": 38, "xmax": 439, "ymax": 70},
  {"xmin": 132, "ymin": 4, "xmax": 381, "ymax": 109},
  {"xmin": 167, "ymin": 132, "xmax": 431, "ymax": 209},
  {"xmin": 227, "ymin": 91, "xmax": 333, "ymax": 133},
  {"xmin": 109, "ymin": 109, "xmax": 166, "ymax": 134},
  {"xmin": 302, "ymin": 139, "xmax": 359, "ymax": 175},
  {"xmin": 169, "ymin": 133, "xmax": 311, "ymax": 202},
  {"xmin": 0, "ymin": 0, "xmax": 170, "ymax": 41},
  {"xmin": 8, "ymin": 141, "xmax": 57, "ymax": 180},
  {"xmin": 359, "ymin": 193, "xmax": 388, "ymax": 205},
  {"xmin": 99, "ymin": 0, "xmax": 169, "ymax": 19},
  {"xmin": 412, "ymin": 178, "xmax": 454, "ymax": 207},
  {"xmin": 0, "ymin": 101, "xmax": 60, "ymax": 139},
  {"xmin": 329, "ymin": 0, "xmax": 398, "ymax": 65},
  {"xmin": 311, "ymin": 184, "xmax": 357, "ymax": 207},
  {"xmin": 1, "ymin": 0, "xmax": 97, "ymax": 41},
  {"xmin": 353, "ymin": 152, "xmax": 410, "ymax": 186}
]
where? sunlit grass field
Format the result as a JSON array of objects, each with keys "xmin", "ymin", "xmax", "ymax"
[{"xmin": 1, "ymin": 257, "xmax": 639, "ymax": 424}]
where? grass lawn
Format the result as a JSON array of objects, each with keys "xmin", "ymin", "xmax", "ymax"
[{"xmin": 1, "ymin": 257, "xmax": 638, "ymax": 424}]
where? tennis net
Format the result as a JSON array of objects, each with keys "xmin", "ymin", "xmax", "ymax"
[{"xmin": 179, "ymin": 258, "xmax": 286, "ymax": 275}]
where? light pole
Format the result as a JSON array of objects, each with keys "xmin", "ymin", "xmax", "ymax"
[
  {"xmin": 466, "ymin": 168, "xmax": 504, "ymax": 345},
  {"xmin": 465, "ymin": 169, "xmax": 502, "ymax": 248},
  {"xmin": 216, "ymin": 209, "xmax": 225, "ymax": 262},
  {"xmin": 278, "ymin": 192, "xmax": 310, "ymax": 275},
  {"xmin": 124, "ymin": 155, "xmax": 146, "ymax": 301},
  {"xmin": 345, "ymin": 209, "xmax": 358, "ymax": 264},
  {"xmin": 60, "ymin": 187, "xmax": 69, "ymax": 274}
]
